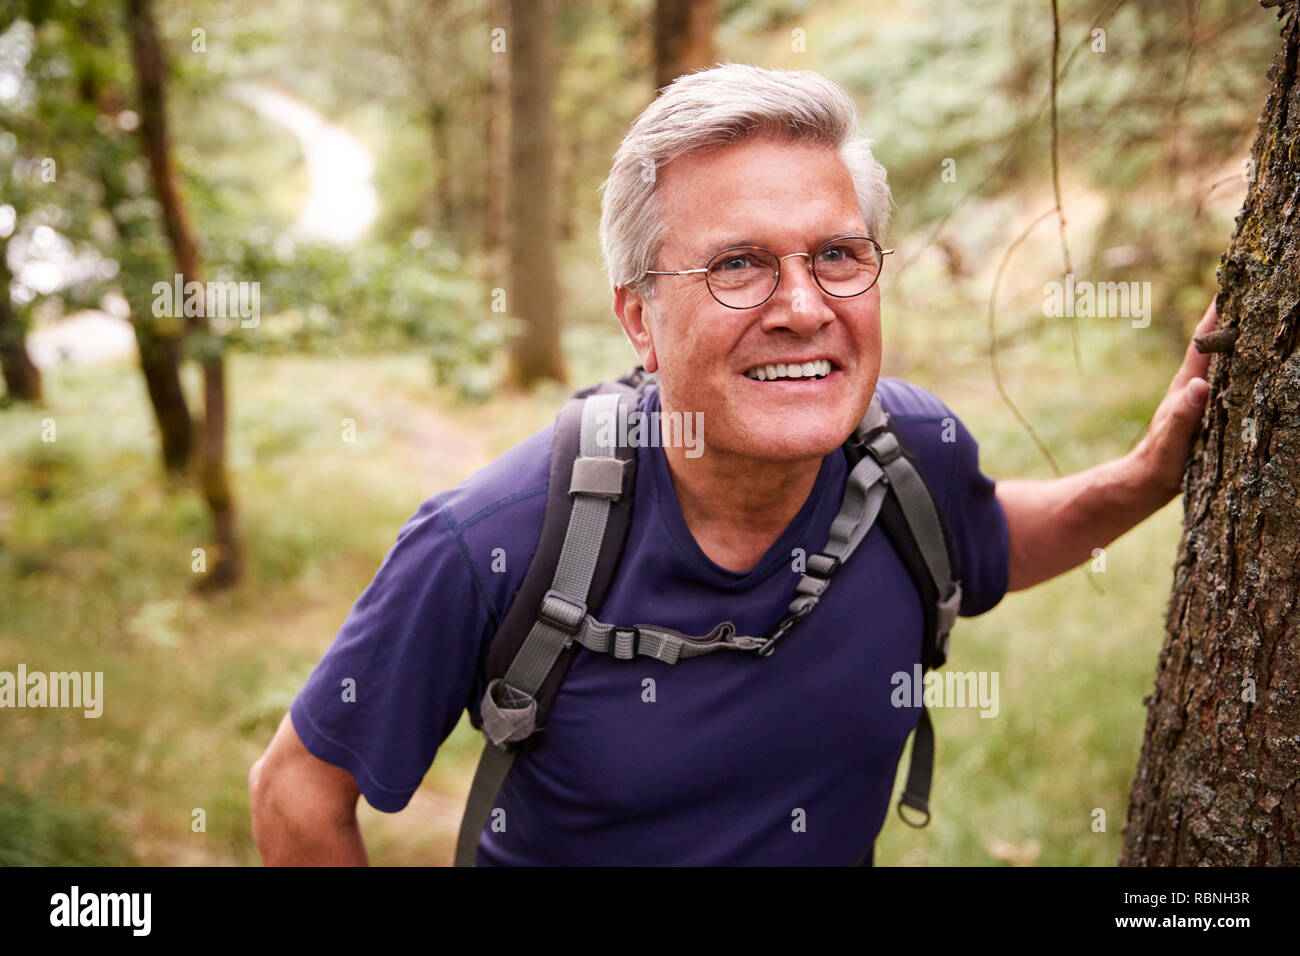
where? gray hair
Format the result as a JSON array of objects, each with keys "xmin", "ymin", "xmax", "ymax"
[{"xmin": 598, "ymin": 61, "xmax": 893, "ymax": 299}]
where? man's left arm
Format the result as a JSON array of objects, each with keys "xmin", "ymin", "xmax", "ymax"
[{"xmin": 997, "ymin": 301, "xmax": 1218, "ymax": 592}]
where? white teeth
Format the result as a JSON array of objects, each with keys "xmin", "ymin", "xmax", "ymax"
[{"xmin": 744, "ymin": 359, "xmax": 833, "ymax": 381}]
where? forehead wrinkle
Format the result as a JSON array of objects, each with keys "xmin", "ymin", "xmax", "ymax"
[{"xmin": 656, "ymin": 140, "xmax": 862, "ymax": 265}]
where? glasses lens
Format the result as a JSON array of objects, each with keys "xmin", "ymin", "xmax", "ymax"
[
  {"xmin": 813, "ymin": 238, "xmax": 882, "ymax": 297},
  {"xmin": 706, "ymin": 247, "xmax": 780, "ymax": 309}
]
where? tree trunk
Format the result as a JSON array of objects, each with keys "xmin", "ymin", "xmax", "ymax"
[
  {"xmin": 133, "ymin": 329, "xmax": 193, "ymax": 476},
  {"xmin": 504, "ymin": 0, "xmax": 565, "ymax": 386},
  {"xmin": 430, "ymin": 100, "xmax": 452, "ymax": 237},
  {"xmin": 653, "ymin": 0, "xmax": 718, "ymax": 92},
  {"xmin": 74, "ymin": 12, "xmax": 193, "ymax": 475},
  {"xmin": 484, "ymin": 0, "xmax": 510, "ymax": 277},
  {"xmin": 0, "ymin": 237, "xmax": 43, "ymax": 403},
  {"xmin": 126, "ymin": 0, "xmax": 242, "ymax": 587},
  {"xmin": 1121, "ymin": 9, "xmax": 1300, "ymax": 866}
]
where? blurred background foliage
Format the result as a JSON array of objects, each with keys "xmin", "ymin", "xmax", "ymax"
[
  {"xmin": 0, "ymin": 0, "xmax": 1285, "ymax": 865},
  {"xmin": 2, "ymin": 0, "xmax": 1275, "ymax": 393}
]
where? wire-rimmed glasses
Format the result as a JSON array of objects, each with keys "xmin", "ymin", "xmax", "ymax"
[{"xmin": 643, "ymin": 236, "xmax": 893, "ymax": 310}]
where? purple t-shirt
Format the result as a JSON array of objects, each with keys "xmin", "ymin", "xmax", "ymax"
[{"xmin": 289, "ymin": 378, "xmax": 1009, "ymax": 865}]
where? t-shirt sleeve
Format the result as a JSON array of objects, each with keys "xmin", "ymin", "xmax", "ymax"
[
  {"xmin": 288, "ymin": 496, "xmax": 493, "ymax": 812},
  {"xmin": 880, "ymin": 379, "xmax": 1009, "ymax": 618},
  {"xmin": 940, "ymin": 408, "xmax": 1010, "ymax": 617}
]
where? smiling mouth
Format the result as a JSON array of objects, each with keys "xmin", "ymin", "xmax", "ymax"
[{"xmin": 743, "ymin": 359, "xmax": 835, "ymax": 382}]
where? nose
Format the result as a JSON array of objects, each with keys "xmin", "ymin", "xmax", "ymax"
[{"xmin": 762, "ymin": 252, "xmax": 835, "ymax": 335}]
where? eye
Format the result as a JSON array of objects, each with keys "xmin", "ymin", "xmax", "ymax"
[
  {"xmin": 818, "ymin": 245, "xmax": 850, "ymax": 263},
  {"xmin": 716, "ymin": 254, "xmax": 758, "ymax": 271}
]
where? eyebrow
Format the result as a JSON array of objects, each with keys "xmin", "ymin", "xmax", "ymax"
[{"xmin": 693, "ymin": 230, "xmax": 866, "ymax": 260}]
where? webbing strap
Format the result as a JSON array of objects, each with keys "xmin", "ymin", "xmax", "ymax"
[
  {"xmin": 897, "ymin": 705, "xmax": 935, "ymax": 827},
  {"xmin": 790, "ymin": 453, "xmax": 887, "ymax": 611},
  {"xmin": 573, "ymin": 617, "xmax": 763, "ymax": 663},
  {"xmin": 869, "ymin": 431, "xmax": 963, "ymax": 659},
  {"xmin": 557, "ymin": 449, "xmax": 891, "ymax": 664},
  {"xmin": 454, "ymin": 392, "xmax": 621, "ymax": 867},
  {"xmin": 453, "ymin": 737, "xmax": 515, "ymax": 866},
  {"xmin": 500, "ymin": 393, "xmax": 620, "ymax": 695},
  {"xmin": 874, "ymin": 439, "xmax": 953, "ymax": 605},
  {"xmin": 855, "ymin": 395, "xmax": 958, "ymax": 832}
]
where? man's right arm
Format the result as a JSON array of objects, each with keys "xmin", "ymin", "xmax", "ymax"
[
  {"xmin": 249, "ymin": 472, "xmax": 547, "ymax": 865},
  {"xmin": 249, "ymin": 712, "xmax": 369, "ymax": 866}
]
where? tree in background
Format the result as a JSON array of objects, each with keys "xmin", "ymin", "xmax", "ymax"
[
  {"xmin": 653, "ymin": 0, "xmax": 717, "ymax": 92},
  {"xmin": 485, "ymin": 0, "xmax": 509, "ymax": 273},
  {"xmin": 504, "ymin": 0, "xmax": 564, "ymax": 386},
  {"xmin": 2, "ymin": 1, "xmax": 195, "ymax": 466},
  {"xmin": 0, "ymin": 11, "xmax": 69, "ymax": 405},
  {"xmin": 125, "ymin": 0, "xmax": 241, "ymax": 586},
  {"xmin": 76, "ymin": 3, "xmax": 193, "ymax": 474},
  {"xmin": 0, "ymin": 230, "xmax": 42, "ymax": 403},
  {"xmin": 1121, "ymin": 6, "xmax": 1300, "ymax": 866}
]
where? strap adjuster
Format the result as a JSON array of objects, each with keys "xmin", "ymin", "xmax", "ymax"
[
  {"xmin": 805, "ymin": 551, "xmax": 841, "ymax": 578},
  {"xmin": 610, "ymin": 625, "xmax": 640, "ymax": 660},
  {"xmin": 865, "ymin": 430, "xmax": 902, "ymax": 466},
  {"xmin": 539, "ymin": 589, "xmax": 587, "ymax": 635}
]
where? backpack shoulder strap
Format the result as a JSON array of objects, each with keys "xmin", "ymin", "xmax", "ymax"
[
  {"xmin": 845, "ymin": 390, "xmax": 963, "ymax": 834},
  {"xmin": 472, "ymin": 369, "xmax": 652, "ymax": 735},
  {"xmin": 456, "ymin": 369, "xmax": 647, "ymax": 866},
  {"xmin": 849, "ymin": 393, "xmax": 963, "ymax": 669}
]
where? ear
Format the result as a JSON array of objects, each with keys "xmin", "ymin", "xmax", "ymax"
[{"xmin": 613, "ymin": 284, "xmax": 658, "ymax": 373}]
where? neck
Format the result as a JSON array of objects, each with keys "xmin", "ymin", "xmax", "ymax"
[{"xmin": 662, "ymin": 437, "xmax": 825, "ymax": 574}]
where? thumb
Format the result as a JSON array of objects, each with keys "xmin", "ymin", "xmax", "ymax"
[{"xmin": 1183, "ymin": 377, "xmax": 1209, "ymax": 410}]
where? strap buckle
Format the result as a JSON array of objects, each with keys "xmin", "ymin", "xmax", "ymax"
[
  {"xmin": 805, "ymin": 551, "xmax": 841, "ymax": 579},
  {"xmin": 610, "ymin": 625, "xmax": 640, "ymax": 660},
  {"xmin": 539, "ymin": 589, "xmax": 587, "ymax": 635},
  {"xmin": 754, "ymin": 600, "xmax": 817, "ymax": 657}
]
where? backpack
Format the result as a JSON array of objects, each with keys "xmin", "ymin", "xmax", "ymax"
[{"xmin": 454, "ymin": 366, "xmax": 963, "ymax": 866}]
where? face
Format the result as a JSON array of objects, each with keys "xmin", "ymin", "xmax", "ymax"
[{"xmin": 614, "ymin": 135, "xmax": 882, "ymax": 465}]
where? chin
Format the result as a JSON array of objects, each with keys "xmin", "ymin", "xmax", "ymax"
[{"xmin": 730, "ymin": 412, "xmax": 855, "ymax": 463}]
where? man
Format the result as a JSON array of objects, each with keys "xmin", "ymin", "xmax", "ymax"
[{"xmin": 249, "ymin": 63, "xmax": 1216, "ymax": 865}]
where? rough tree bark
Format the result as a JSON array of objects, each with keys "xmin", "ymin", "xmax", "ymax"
[
  {"xmin": 126, "ymin": 0, "xmax": 242, "ymax": 587},
  {"xmin": 1121, "ymin": 8, "xmax": 1300, "ymax": 866},
  {"xmin": 504, "ymin": 0, "xmax": 565, "ymax": 386}
]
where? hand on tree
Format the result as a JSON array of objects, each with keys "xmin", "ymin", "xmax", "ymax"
[{"xmin": 1132, "ymin": 299, "xmax": 1218, "ymax": 500}]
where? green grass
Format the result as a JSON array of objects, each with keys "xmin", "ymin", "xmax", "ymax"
[
  {"xmin": 876, "ymin": 501, "xmax": 1180, "ymax": 866},
  {"xmin": 0, "ymin": 310, "xmax": 1191, "ymax": 864}
]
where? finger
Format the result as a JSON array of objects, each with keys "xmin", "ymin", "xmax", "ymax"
[
  {"xmin": 1171, "ymin": 300, "xmax": 1219, "ymax": 393},
  {"xmin": 1183, "ymin": 376, "xmax": 1209, "ymax": 409}
]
